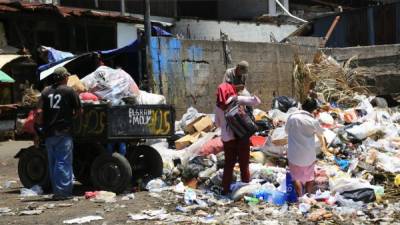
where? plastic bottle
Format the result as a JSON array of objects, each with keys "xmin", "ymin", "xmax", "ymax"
[
  {"xmin": 272, "ymin": 191, "xmax": 286, "ymax": 206},
  {"xmin": 244, "ymin": 196, "xmax": 260, "ymax": 205},
  {"xmin": 286, "ymin": 171, "xmax": 298, "ymax": 203},
  {"xmin": 253, "ymin": 189, "xmax": 272, "ymax": 202}
]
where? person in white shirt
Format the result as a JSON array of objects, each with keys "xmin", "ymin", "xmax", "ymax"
[{"xmin": 285, "ymin": 98, "xmax": 324, "ymax": 196}]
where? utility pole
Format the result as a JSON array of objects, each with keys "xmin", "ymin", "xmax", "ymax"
[
  {"xmin": 144, "ymin": 0, "xmax": 154, "ymax": 92},
  {"xmin": 120, "ymin": 0, "xmax": 126, "ymax": 16}
]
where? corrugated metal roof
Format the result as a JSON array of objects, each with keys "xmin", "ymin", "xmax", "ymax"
[{"xmin": 0, "ymin": 0, "xmax": 143, "ymax": 24}]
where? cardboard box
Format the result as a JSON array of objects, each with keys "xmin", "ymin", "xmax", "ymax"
[
  {"xmin": 184, "ymin": 115, "xmax": 214, "ymax": 134},
  {"xmin": 175, "ymin": 133, "xmax": 200, "ymax": 150},
  {"xmin": 193, "ymin": 116, "xmax": 214, "ymax": 133}
]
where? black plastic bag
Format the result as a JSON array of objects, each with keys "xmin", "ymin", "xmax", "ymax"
[
  {"xmin": 272, "ymin": 96, "xmax": 298, "ymax": 113},
  {"xmin": 341, "ymin": 188, "xmax": 376, "ymax": 203}
]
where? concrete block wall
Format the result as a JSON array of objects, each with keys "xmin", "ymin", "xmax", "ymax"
[
  {"xmin": 322, "ymin": 44, "xmax": 400, "ymax": 62},
  {"xmin": 150, "ymin": 37, "xmax": 316, "ymax": 117},
  {"xmin": 150, "ymin": 38, "xmax": 400, "ymax": 117}
]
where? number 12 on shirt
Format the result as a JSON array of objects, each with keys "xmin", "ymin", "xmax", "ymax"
[{"xmin": 48, "ymin": 94, "xmax": 62, "ymax": 109}]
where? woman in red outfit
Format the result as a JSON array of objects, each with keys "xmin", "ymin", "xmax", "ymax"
[{"xmin": 214, "ymin": 82, "xmax": 261, "ymax": 195}]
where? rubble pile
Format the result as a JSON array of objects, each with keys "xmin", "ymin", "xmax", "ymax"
[
  {"xmin": 138, "ymin": 53, "xmax": 400, "ymax": 223},
  {"xmin": 144, "ymin": 92, "xmax": 400, "ymax": 223}
]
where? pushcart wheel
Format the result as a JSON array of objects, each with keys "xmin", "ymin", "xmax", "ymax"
[
  {"xmin": 127, "ymin": 145, "xmax": 163, "ymax": 184},
  {"xmin": 17, "ymin": 146, "xmax": 50, "ymax": 191},
  {"xmin": 90, "ymin": 152, "xmax": 132, "ymax": 193}
]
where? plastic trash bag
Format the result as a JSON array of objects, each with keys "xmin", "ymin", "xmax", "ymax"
[
  {"xmin": 178, "ymin": 107, "xmax": 204, "ymax": 131},
  {"xmin": 330, "ymin": 177, "xmax": 374, "ymax": 194},
  {"xmin": 135, "ymin": 90, "xmax": 166, "ymax": 105},
  {"xmin": 268, "ymin": 109, "xmax": 289, "ymax": 123},
  {"xmin": 91, "ymin": 191, "xmax": 116, "ymax": 203},
  {"xmin": 318, "ymin": 112, "xmax": 334, "ymax": 128},
  {"xmin": 335, "ymin": 157, "xmax": 350, "ymax": 171},
  {"xmin": 370, "ymin": 97, "xmax": 388, "ymax": 108},
  {"xmin": 272, "ymin": 96, "xmax": 298, "ymax": 113},
  {"xmin": 341, "ymin": 188, "xmax": 376, "ymax": 203},
  {"xmin": 270, "ymin": 127, "xmax": 288, "ymax": 146},
  {"xmin": 376, "ymin": 152, "xmax": 400, "ymax": 173},
  {"xmin": 63, "ymin": 216, "xmax": 103, "ymax": 224},
  {"xmin": 20, "ymin": 185, "xmax": 43, "ymax": 197},
  {"xmin": 260, "ymin": 135, "xmax": 287, "ymax": 157},
  {"xmin": 356, "ymin": 97, "xmax": 374, "ymax": 115},
  {"xmin": 346, "ymin": 122, "xmax": 380, "ymax": 140},
  {"xmin": 231, "ymin": 183, "xmax": 261, "ymax": 201},
  {"xmin": 81, "ymin": 66, "xmax": 139, "ymax": 104},
  {"xmin": 145, "ymin": 178, "xmax": 166, "ymax": 192}
]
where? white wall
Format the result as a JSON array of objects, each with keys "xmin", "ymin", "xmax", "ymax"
[
  {"xmin": 117, "ymin": 23, "xmax": 138, "ymax": 48},
  {"xmin": 171, "ymin": 19, "xmax": 298, "ymax": 43}
]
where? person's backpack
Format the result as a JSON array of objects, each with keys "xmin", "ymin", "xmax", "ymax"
[{"xmin": 224, "ymin": 101, "xmax": 258, "ymax": 139}]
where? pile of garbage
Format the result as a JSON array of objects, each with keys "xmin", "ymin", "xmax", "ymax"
[{"xmin": 145, "ymin": 92, "xmax": 400, "ymax": 223}]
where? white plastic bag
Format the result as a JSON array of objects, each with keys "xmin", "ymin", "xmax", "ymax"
[
  {"xmin": 135, "ymin": 90, "xmax": 166, "ymax": 105},
  {"xmin": 376, "ymin": 152, "xmax": 400, "ymax": 173},
  {"xmin": 356, "ymin": 98, "xmax": 374, "ymax": 115},
  {"xmin": 145, "ymin": 178, "xmax": 166, "ymax": 192},
  {"xmin": 318, "ymin": 112, "xmax": 334, "ymax": 128},
  {"xmin": 81, "ymin": 66, "xmax": 139, "ymax": 104},
  {"xmin": 178, "ymin": 107, "xmax": 203, "ymax": 131},
  {"xmin": 346, "ymin": 122, "xmax": 380, "ymax": 140},
  {"xmin": 270, "ymin": 127, "xmax": 288, "ymax": 146},
  {"xmin": 329, "ymin": 177, "xmax": 374, "ymax": 194},
  {"xmin": 260, "ymin": 136, "xmax": 287, "ymax": 157},
  {"xmin": 268, "ymin": 109, "xmax": 289, "ymax": 122},
  {"xmin": 20, "ymin": 185, "xmax": 43, "ymax": 197},
  {"xmin": 91, "ymin": 191, "xmax": 116, "ymax": 203},
  {"xmin": 63, "ymin": 216, "xmax": 104, "ymax": 224}
]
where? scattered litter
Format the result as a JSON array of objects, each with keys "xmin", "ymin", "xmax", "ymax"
[
  {"xmin": 20, "ymin": 185, "xmax": 43, "ymax": 197},
  {"xmin": 18, "ymin": 210, "xmax": 43, "ymax": 216},
  {"xmin": 148, "ymin": 192, "xmax": 161, "ymax": 198},
  {"xmin": 4, "ymin": 180, "xmax": 17, "ymax": 189},
  {"xmin": 57, "ymin": 203, "xmax": 73, "ymax": 207},
  {"xmin": 0, "ymin": 207, "xmax": 11, "ymax": 213},
  {"xmin": 145, "ymin": 179, "xmax": 166, "ymax": 192},
  {"xmin": 128, "ymin": 208, "xmax": 169, "ymax": 221},
  {"xmin": 121, "ymin": 193, "xmax": 135, "ymax": 201},
  {"xmin": 89, "ymin": 191, "xmax": 116, "ymax": 203},
  {"xmin": 198, "ymin": 215, "xmax": 218, "ymax": 224},
  {"xmin": 63, "ymin": 215, "xmax": 104, "ymax": 224},
  {"xmin": 184, "ymin": 189, "xmax": 197, "ymax": 205}
]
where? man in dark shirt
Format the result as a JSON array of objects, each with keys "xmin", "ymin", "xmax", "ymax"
[{"xmin": 36, "ymin": 67, "xmax": 81, "ymax": 200}]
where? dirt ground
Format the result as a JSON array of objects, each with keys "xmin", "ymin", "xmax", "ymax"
[{"xmin": 0, "ymin": 140, "xmax": 170, "ymax": 225}]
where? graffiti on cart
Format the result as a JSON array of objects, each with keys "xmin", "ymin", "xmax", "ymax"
[
  {"xmin": 147, "ymin": 109, "xmax": 171, "ymax": 135},
  {"xmin": 128, "ymin": 108, "xmax": 171, "ymax": 135},
  {"xmin": 128, "ymin": 108, "xmax": 152, "ymax": 125},
  {"xmin": 74, "ymin": 108, "xmax": 106, "ymax": 135}
]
